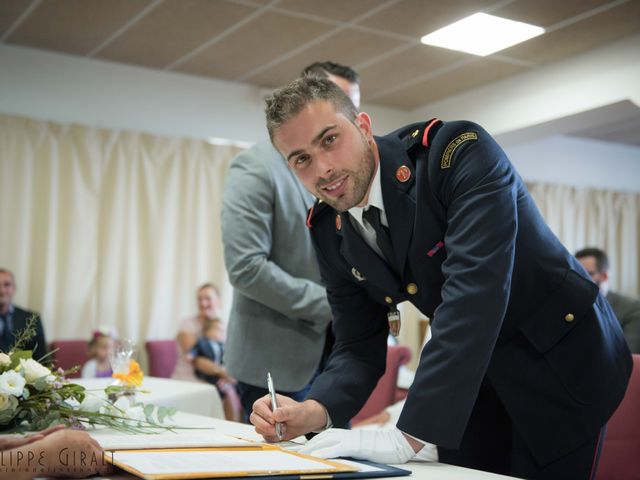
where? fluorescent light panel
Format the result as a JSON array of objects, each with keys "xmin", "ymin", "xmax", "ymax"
[{"xmin": 420, "ymin": 13, "xmax": 545, "ymax": 57}]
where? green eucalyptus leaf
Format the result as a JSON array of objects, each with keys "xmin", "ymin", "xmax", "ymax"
[{"xmin": 8, "ymin": 350, "xmax": 32, "ymax": 369}]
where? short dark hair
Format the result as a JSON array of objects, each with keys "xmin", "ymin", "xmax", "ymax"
[
  {"xmin": 265, "ymin": 76, "xmax": 358, "ymax": 142},
  {"xmin": 301, "ymin": 61, "xmax": 359, "ymax": 84},
  {"xmin": 575, "ymin": 247, "xmax": 610, "ymax": 273}
]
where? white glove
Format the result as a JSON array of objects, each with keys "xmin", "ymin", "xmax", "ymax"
[{"xmin": 298, "ymin": 428, "xmax": 437, "ymax": 464}]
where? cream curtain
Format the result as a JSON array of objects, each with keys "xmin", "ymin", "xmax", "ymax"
[
  {"xmin": 0, "ymin": 113, "xmax": 242, "ymax": 345},
  {"xmin": 528, "ymin": 182, "xmax": 640, "ymax": 297}
]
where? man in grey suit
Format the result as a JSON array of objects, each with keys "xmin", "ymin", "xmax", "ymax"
[
  {"xmin": 222, "ymin": 62, "xmax": 361, "ymax": 420},
  {"xmin": 576, "ymin": 247, "xmax": 640, "ymax": 353}
]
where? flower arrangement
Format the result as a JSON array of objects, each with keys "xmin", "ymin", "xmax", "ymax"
[{"xmin": 0, "ymin": 317, "xmax": 175, "ymax": 433}]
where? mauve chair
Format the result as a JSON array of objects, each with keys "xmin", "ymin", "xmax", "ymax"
[
  {"xmin": 145, "ymin": 340, "xmax": 179, "ymax": 378},
  {"xmin": 352, "ymin": 345, "xmax": 412, "ymax": 424},
  {"xmin": 49, "ymin": 340, "xmax": 89, "ymax": 379},
  {"xmin": 596, "ymin": 354, "xmax": 639, "ymax": 480}
]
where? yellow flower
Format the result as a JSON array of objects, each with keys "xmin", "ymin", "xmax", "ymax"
[{"xmin": 112, "ymin": 360, "xmax": 143, "ymax": 387}]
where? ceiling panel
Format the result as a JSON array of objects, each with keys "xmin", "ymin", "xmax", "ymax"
[
  {"xmin": 373, "ymin": 58, "xmax": 524, "ymax": 109},
  {"xmin": 570, "ymin": 114, "xmax": 640, "ymax": 147},
  {"xmin": 500, "ymin": 0, "xmax": 640, "ymax": 65},
  {"xmin": 357, "ymin": 44, "xmax": 468, "ymax": 96},
  {"xmin": 277, "ymin": 0, "xmax": 391, "ymax": 23},
  {"xmin": 95, "ymin": 0, "xmax": 256, "ymax": 68},
  {"xmin": 492, "ymin": 0, "xmax": 613, "ymax": 27},
  {"xmin": 358, "ymin": 0, "xmax": 497, "ymax": 39},
  {"xmin": 248, "ymin": 28, "xmax": 407, "ymax": 88},
  {"xmin": 174, "ymin": 11, "xmax": 333, "ymax": 80},
  {"xmin": 5, "ymin": 0, "xmax": 153, "ymax": 55},
  {"xmin": 1, "ymin": 0, "xmax": 637, "ymax": 111},
  {"xmin": 0, "ymin": 0, "xmax": 32, "ymax": 37}
]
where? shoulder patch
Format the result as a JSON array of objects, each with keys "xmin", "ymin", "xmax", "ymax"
[
  {"xmin": 441, "ymin": 132, "xmax": 477, "ymax": 169},
  {"xmin": 306, "ymin": 200, "xmax": 331, "ymax": 229}
]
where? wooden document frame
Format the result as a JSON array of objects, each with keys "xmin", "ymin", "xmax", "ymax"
[{"xmin": 104, "ymin": 444, "xmax": 358, "ymax": 480}]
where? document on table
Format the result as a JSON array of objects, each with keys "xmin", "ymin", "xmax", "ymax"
[
  {"xmin": 107, "ymin": 448, "xmax": 357, "ymax": 479},
  {"xmin": 94, "ymin": 431, "xmax": 253, "ymax": 450}
]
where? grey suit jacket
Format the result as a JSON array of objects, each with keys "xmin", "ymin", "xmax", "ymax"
[
  {"xmin": 221, "ymin": 141, "xmax": 332, "ymax": 391},
  {"xmin": 607, "ymin": 290, "xmax": 640, "ymax": 353}
]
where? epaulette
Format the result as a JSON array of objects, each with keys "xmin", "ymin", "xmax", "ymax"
[
  {"xmin": 402, "ymin": 118, "xmax": 442, "ymax": 154},
  {"xmin": 306, "ymin": 199, "xmax": 332, "ymax": 229}
]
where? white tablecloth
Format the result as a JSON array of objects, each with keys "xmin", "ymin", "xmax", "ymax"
[
  {"xmin": 75, "ymin": 376, "xmax": 224, "ymax": 419},
  {"xmin": 87, "ymin": 411, "xmax": 518, "ymax": 480}
]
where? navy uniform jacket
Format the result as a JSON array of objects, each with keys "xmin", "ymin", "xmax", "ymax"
[{"xmin": 305, "ymin": 119, "xmax": 632, "ymax": 466}]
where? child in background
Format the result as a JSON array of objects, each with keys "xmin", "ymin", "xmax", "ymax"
[
  {"xmin": 191, "ymin": 317, "xmax": 240, "ymax": 421},
  {"xmin": 81, "ymin": 329, "xmax": 116, "ymax": 378}
]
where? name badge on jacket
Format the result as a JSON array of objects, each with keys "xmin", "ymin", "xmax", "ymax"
[{"xmin": 388, "ymin": 309, "xmax": 401, "ymax": 337}]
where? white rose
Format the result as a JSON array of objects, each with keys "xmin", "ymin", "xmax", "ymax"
[
  {"xmin": 0, "ymin": 353, "xmax": 11, "ymax": 367},
  {"xmin": 0, "ymin": 370, "xmax": 26, "ymax": 396},
  {"xmin": 19, "ymin": 359, "xmax": 51, "ymax": 383},
  {"xmin": 0, "ymin": 392, "xmax": 18, "ymax": 412}
]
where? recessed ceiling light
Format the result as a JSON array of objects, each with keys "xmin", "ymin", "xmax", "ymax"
[{"xmin": 420, "ymin": 12, "xmax": 545, "ymax": 57}]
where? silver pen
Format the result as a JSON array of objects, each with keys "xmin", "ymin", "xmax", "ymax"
[{"xmin": 267, "ymin": 372, "xmax": 283, "ymax": 440}]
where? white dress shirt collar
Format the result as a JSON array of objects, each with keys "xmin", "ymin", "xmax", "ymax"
[{"xmin": 349, "ymin": 161, "xmax": 386, "ymax": 228}]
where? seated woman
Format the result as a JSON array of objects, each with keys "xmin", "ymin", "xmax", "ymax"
[{"xmin": 171, "ymin": 283, "xmax": 223, "ymax": 381}]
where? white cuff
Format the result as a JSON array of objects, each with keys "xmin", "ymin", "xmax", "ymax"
[
  {"xmin": 403, "ymin": 432, "xmax": 439, "ymax": 462},
  {"xmin": 312, "ymin": 406, "xmax": 333, "ymax": 433}
]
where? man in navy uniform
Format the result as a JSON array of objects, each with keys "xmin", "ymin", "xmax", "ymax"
[{"xmin": 250, "ymin": 77, "xmax": 632, "ymax": 479}]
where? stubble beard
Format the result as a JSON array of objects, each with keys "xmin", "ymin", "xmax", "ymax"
[{"xmin": 317, "ymin": 141, "xmax": 376, "ymax": 213}]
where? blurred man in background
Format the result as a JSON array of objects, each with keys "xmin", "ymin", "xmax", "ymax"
[
  {"xmin": 0, "ymin": 268, "xmax": 47, "ymax": 360},
  {"xmin": 222, "ymin": 62, "xmax": 360, "ymax": 421},
  {"xmin": 576, "ymin": 247, "xmax": 640, "ymax": 353}
]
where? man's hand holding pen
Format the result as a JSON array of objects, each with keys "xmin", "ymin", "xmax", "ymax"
[
  {"xmin": 267, "ymin": 372, "xmax": 283, "ymax": 440},
  {"xmin": 250, "ymin": 394, "xmax": 328, "ymax": 443}
]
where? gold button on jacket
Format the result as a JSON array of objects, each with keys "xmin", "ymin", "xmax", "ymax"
[{"xmin": 564, "ymin": 313, "xmax": 575, "ymax": 322}]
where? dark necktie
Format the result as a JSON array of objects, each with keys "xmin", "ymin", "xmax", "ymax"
[
  {"xmin": 0, "ymin": 315, "xmax": 11, "ymax": 352},
  {"xmin": 363, "ymin": 206, "xmax": 398, "ymax": 273}
]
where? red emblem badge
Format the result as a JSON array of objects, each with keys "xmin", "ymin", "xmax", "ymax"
[{"xmin": 396, "ymin": 165, "xmax": 411, "ymax": 183}]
